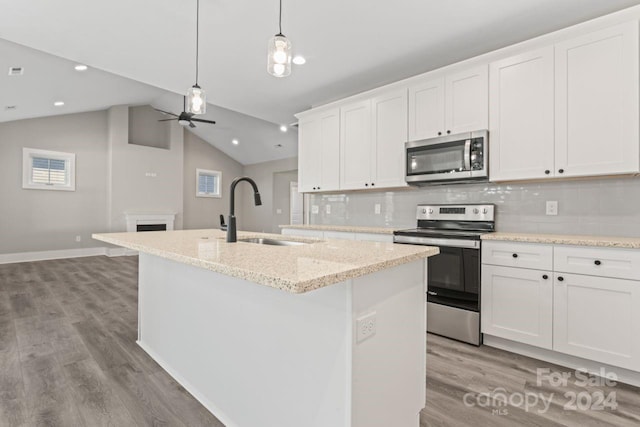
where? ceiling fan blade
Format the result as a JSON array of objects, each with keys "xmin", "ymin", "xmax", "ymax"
[
  {"xmin": 190, "ymin": 118, "xmax": 216, "ymax": 124},
  {"xmin": 158, "ymin": 118, "xmax": 178, "ymax": 122},
  {"xmin": 189, "ymin": 122, "xmax": 197, "ymax": 128},
  {"xmin": 153, "ymin": 108, "xmax": 178, "ymax": 117}
]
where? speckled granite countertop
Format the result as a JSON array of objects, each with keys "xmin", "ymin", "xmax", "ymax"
[
  {"xmin": 279, "ymin": 224, "xmax": 397, "ymax": 235},
  {"xmin": 93, "ymin": 229, "xmax": 438, "ymax": 294},
  {"xmin": 482, "ymin": 232, "xmax": 640, "ymax": 249}
]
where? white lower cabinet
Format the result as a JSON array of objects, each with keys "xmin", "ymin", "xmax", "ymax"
[
  {"xmin": 482, "ymin": 265, "xmax": 553, "ymax": 349},
  {"xmin": 482, "ymin": 240, "xmax": 640, "ymax": 372},
  {"xmin": 553, "ymin": 272, "xmax": 640, "ymax": 371}
]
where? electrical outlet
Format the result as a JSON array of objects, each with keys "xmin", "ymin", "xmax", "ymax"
[
  {"xmin": 374, "ymin": 203, "xmax": 381, "ymax": 215},
  {"xmin": 326, "ymin": 205, "xmax": 331, "ymax": 214},
  {"xmin": 546, "ymin": 201, "xmax": 558, "ymax": 216},
  {"xmin": 75, "ymin": 235, "xmax": 81, "ymax": 242},
  {"xmin": 311, "ymin": 205, "xmax": 319, "ymax": 214},
  {"xmin": 356, "ymin": 312, "xmax": 377, "ymax": 342}
]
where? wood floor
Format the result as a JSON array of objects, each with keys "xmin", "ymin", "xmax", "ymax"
[{"xmin": 1, "ymin": 255, "xmax": 639, "ymax": 426}]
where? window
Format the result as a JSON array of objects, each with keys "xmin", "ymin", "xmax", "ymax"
[
  {"xmin": 22, "ymin": 148, "xmax": 76, "ymax": 191},
  {"xmin": 196, "ymin": 168, "xmax": 221, "ymax": 198}
]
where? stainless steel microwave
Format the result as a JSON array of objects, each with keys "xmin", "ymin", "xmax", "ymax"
[{"xmin": 405, "ymin": 130, "xmax": 489, "ymax": 185}]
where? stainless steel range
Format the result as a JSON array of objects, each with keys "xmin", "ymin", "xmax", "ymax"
[{"xmin": 393, "ymin": 204, "xmax": 495, "ymax": 345}]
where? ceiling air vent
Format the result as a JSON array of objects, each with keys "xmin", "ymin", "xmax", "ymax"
[
  {"xmin": 5, "ymin": 106, "xmax": 17, "ymax": 110},
  {"xmin": 8, "ymin": 67, "xmax": 24, "ymax": 76}
]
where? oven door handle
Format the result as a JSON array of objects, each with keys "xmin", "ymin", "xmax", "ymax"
[
  {"xmin": 463, "ymin": 139, "xmax": 472, "ymax": 171},
  {"xmin": 393, "ymin": 235, "xmax": 480, "ymax": 249}
]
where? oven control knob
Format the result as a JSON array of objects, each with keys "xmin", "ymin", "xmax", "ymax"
[
  {"xmin": 473, "ymin": 208, "xmax": 479, "ymax": 214},
  {"xmin": 428, "ymin": 208, "xmax": 433, "ymax": 214},
  {"xmin": 482, "ymin": 208, "xmax": 488, "ymax": 214}
]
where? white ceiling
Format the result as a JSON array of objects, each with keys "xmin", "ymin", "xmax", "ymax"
[
  {"xmin": 1, "ymin": 0, "xmax": 640, "ymax": 163},
  {"xmin": 0, "ymin": 38, "xmax": 298, "ymax": 164}
]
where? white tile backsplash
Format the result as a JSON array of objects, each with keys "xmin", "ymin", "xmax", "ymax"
[{"xmin": 309, "ymin": 176, "xmax": 640, "ymax": 237}]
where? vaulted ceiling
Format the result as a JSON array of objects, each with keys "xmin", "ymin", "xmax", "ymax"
[{"xmin": 1, "ymin": 0, "xmax": 640, "ymax": 164}]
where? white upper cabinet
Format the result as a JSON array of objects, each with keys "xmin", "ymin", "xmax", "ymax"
[
  {"xmin": 408, "ymin": 77, "xmax": 445, "ymax": 140},
  {"xmin": 371, "ymin": 89, "xmax": 408, "ymax": 189},
  {"xmin": 408, "ymin": 65, "xmax": 488, "ymax": 141},
  {"xmin": 489, "ymin": 47, "xmax": 555, "ymax": 181},
  {"xmin": 340, "ymin": 100, "xmax": 372, "ymax": 190},
  {"xmin": 340, "ymin": 89, "xmax": 409, "ymax": 191},
  {"xmin": 490, "ymin": 21, "xmax": 639, "ymax": 182},
  {"xmin": 555, "ymin": 22, "xmax": 639, "ymax": 178},
  {"xmin": 298, "ymin": 108, "xmax": 340, "ymax": 192}
]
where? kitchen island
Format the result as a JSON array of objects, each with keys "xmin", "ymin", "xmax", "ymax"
[{"xmin": 92, "ymin": 229, "xmax": 438, "ymax": 427}]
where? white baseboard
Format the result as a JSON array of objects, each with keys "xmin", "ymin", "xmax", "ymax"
[
  {"xmin": 484, "ymin": 335, "xmax": 640, "ymax": 388},
  {"xmin": 0, "ymin": 246, "xmax": 135, "ymax": 264}
]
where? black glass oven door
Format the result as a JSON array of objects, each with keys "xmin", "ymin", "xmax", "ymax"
[{"xmin": 428, "ymin": 246, "xmax": 479, "ymax": 295}]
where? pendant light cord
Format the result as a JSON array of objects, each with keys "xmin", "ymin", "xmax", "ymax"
[
  {"xmin": 278, "ymin": 0, "xmax": 283, "ymax": 35},
  {"xmin": 195, "ymin": 0, "xmax": 200, "ymax": 85}
]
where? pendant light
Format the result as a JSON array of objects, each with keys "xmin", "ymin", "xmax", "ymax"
[
  {"xmin": 267, "ymin": 0, "xmax": 292, "ymax": 77},
  {"xmin": 187, "ymin": 0, "xmax": 206, "ymax": 114}
]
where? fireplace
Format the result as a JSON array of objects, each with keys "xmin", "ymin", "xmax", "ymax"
[{"xmin": 125, "ymin": 213, "xmax": 176, "ymax": 233}]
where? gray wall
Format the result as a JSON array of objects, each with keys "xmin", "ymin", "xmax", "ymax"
[
  {"xmin": 0, "ymin": 111, "xmax": 109, "ymax": 253},
  {"xmin": 309, "ymin": 177, "xmax": 640, "ymax": 237},
  {"xmin": 107, "ymin": 105, "xmax": 184, "ymax": 232},
  {"xmin": 128, "ymin": 105, "xmax": 170, "ymax": 149},
  {"xmin": 183, "ymin": 131, "xmax": 245, "ymax": 230},
  {"xmin": 242, "ymin": 157, "xmax": 298, "ymax": 233},
  {"xmin": 273, "ymin": 170, "xmax": 299, "ymax": 230}
]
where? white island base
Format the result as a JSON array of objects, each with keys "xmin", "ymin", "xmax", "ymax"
[{"xmin": 137, "ymin": 253, "xmax": 427, "ymax": 427}]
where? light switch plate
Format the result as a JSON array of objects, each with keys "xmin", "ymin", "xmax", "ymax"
[
  {"xmin": 326, "ymin": 205, "xmax": 331, "ymax": 214},
  {"xmin": 546, "ymin": 201, "xmax": 558, "ymax": 216},
  {"xmin": 374, "ymin": 204, "xmax": 381, "ymax": 215}
]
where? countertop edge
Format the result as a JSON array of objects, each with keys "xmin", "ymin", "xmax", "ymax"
[
  {"xmin": 92, "ymin": 233, "xmax": 438, "ymax": 294},
  {"xmin": 482, "ymin": 233, "xmax": 640, "ymax": 249},
  {"xmin": 279, "ymin": 224, "xmax": 397, "ymax": 235}
]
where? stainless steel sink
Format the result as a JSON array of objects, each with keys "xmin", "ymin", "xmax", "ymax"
[{"xmin": 238, "ymin": 237, "xmax": 309, "ymax": 246}]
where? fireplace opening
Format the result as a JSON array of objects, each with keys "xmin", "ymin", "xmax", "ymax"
[{"xmin": 137, "ymin": 224, "xmax": 167, "ymax": 232}]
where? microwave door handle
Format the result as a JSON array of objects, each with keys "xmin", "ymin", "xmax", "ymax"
[{"xmin": 463, "ymin": 139, "xmax": 471, "ymax": 171}]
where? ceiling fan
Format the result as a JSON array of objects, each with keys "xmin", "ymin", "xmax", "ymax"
[{"xmin": 154, "ymin": 97, "xmax": 216, "ymax": 128}]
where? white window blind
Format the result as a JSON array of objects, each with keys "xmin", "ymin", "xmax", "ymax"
[
  {"xmin": 196, "ymin": 169, "xmax": 222, "ymax": 198},
  {"xmin": 22, "ymin": 148, "xmax": 76, "ymax": 191},
  {"xmin": 31, "ymin": 157, "xmax": 68, "ymax": 185}
]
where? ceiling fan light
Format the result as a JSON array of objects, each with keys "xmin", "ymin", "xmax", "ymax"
[
  {"xmin": 267, "ymin": 34, "xmax": 291, "ymax": 77},
  {"xmin": 187, "ymin": 85, "xmax": 206, "ymax": 115},
  {"xmin": 178, "ymin": 119, "xmax": 191, "ymax": 126}
]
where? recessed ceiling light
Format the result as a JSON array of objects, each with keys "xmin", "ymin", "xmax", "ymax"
[
  {"xmin": 280, "ymin": 125, "xmax": 287, "ymax": 132},
  {"xmin": 74, "ymin": 64, "xmax": 88, "ymax": 71},
  {"xmin": 232, "ymin": 139, "xmax": 239, "ymax": 145},
  {"xmin": 54, "ymin": 101, "xmax": 65, "ymax": 107},
  {"xmin": 292, "ymin": 56, "xmax": 306, "ymax": 65}
]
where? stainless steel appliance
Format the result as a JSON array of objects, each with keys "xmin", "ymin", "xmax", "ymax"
[
  {"xmin": 405, "ymin": 130, "xmax": 488, "ymax": 185},
  {"xmin": 393, "ymin": 204, "xmax": 495, "ymax": 345}
]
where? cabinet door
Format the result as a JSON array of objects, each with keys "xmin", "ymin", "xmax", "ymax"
[
  {"xmin": 445, "ymin": 65, "xmax": 488, "ymax": 134},
  {"xmin": 553, "ymin": 273, "xmax": 640, "ymax": 371},
  {"xmin": 340, "ymin": 100, "xmax": 372, "ymax": 190},
  {"xmin": 371, "ymin": 88, "xmax": 408, "ymax": 189},
  {"xmin": 408, "ymin": 77, "xmax": 445, "ymax": 141},
  {"xmin": 489, "ymin": 47, "xmax": 555, "ymax": 181},
  {"xmin": 318, "ymin": 109, "xmax": 340, "ymax": 191},
  {"xmin": 481, "ymin": 265, "xmax": 553, "ymax": 349},
  {"xmin": 297, "ymin": 117, "xmax": 322, "ymax": 192},
  {"xmin": 555, "ymin": 22, "xmax": 639, "ymax": 178}
]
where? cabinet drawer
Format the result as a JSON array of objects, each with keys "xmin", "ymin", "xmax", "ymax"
[
  {"xmin": 482, "ymin": 241, "xmax": 553, "ymax": 270},
  {"xmin": 554, "ymin": 245, "xmax": 640, "ymax": 281}
]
